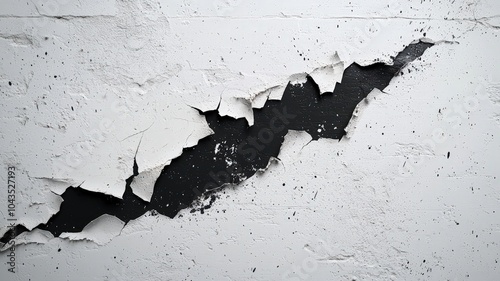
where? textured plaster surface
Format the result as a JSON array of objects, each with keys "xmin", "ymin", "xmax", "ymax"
[{"xmin": 0, "ymin": 0, "xmax": 499, "ymax": 280}]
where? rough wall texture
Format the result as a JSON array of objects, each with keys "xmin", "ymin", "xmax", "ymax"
[{"xmin": 0, "ymin": 0, "xmax": 499, "ymax": 280}]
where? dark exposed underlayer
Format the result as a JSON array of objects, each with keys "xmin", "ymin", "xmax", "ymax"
[{"xmin": 1, "ymin": 40, "xmax": 433, "ymax": 243}]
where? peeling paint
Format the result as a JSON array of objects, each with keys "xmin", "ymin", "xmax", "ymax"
[
  {"xmin": 59, "ymin": 214, "xmax": 125, "ymax": 246},
  {"xmin": 1, "ymin": 40, "xmax": 433, "ymax": 243},
  {"xmin": 1, "ymin": 0, "xmax": 499, "ymax": 279}
]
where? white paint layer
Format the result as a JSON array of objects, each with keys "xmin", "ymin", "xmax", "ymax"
[{"xmin": 0, "ymin": 0, "xmax": 499, "ymax": 280}]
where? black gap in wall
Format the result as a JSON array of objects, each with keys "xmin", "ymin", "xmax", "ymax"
[{"xmin": 0, "ymin": 41, "xmax": 433, "ymax": 242}]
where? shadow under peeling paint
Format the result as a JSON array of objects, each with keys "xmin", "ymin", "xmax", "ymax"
[{"xmin": 1, "ymin": 40, "xmax": 433, "ymax": 242}]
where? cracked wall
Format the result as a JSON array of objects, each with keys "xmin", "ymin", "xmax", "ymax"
[{"xmin": 0, "ymin": 0, "xmax": 499, "ymax": 280}]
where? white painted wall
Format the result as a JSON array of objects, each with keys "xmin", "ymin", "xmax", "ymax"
[{"xmin": 0, "ymin": 0, "xmax": 499, "ymax": 280}]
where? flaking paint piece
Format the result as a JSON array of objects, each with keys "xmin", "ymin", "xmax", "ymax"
[
  {"xmin": 218, "ymin": 95, "xmax": 255, "ymax": 126},
  {"xmin": 132, "ymin": 106, "xmax": 215, "ymax": 197},
  {"xmin": 276, "ymin": 130, "xmax": 314, "ymax": 164},
  {"xmin": 343, "ymin": 88, "xmax": 384, "ymax": 139},
  {"xmin": 233, "ymin": 84, "xmax": 286, "ymax": 125},
  {"xmin": 130, "ymin": 165, "xmax": 163, "ymax": 202},
  {"xmin": 0, "ymin": 229, "xmax": 53, "ymax": 251},
  {"xmin": 59, "ymin": 214, "xmax": 125, "ymax": 246},
  {"xmin": 309, "ymin": 53, "xmax": 344, "ymax": 94},
  {"xmin": 2, "ymin": 171, "xmax": 64, "ymax": 232},
  {"xmin": 267, "ymin": 85, "xmax": 286, "ymax": 101},
  {"xmin": 256, "ymin": 156, "xmax": 282, "ymax": 174},
  {"xmin": 250, "ymin": 85, "xmax": 283, "ymax": 109},
  {"xmin": 20, "ymin": 192, "xmax": 63, "ymax": 231},
  {"xmin": 288, "ymin": 72, "xmax": 309, "ymax": 85},
  {"xmin": 36, "ymin": 177, "xmax": 75, "ymax": 196}
]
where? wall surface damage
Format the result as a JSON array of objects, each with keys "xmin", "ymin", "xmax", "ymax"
[{"xmin": 0, "ymin": 0, "xmax": 499, "ymax": 280}]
